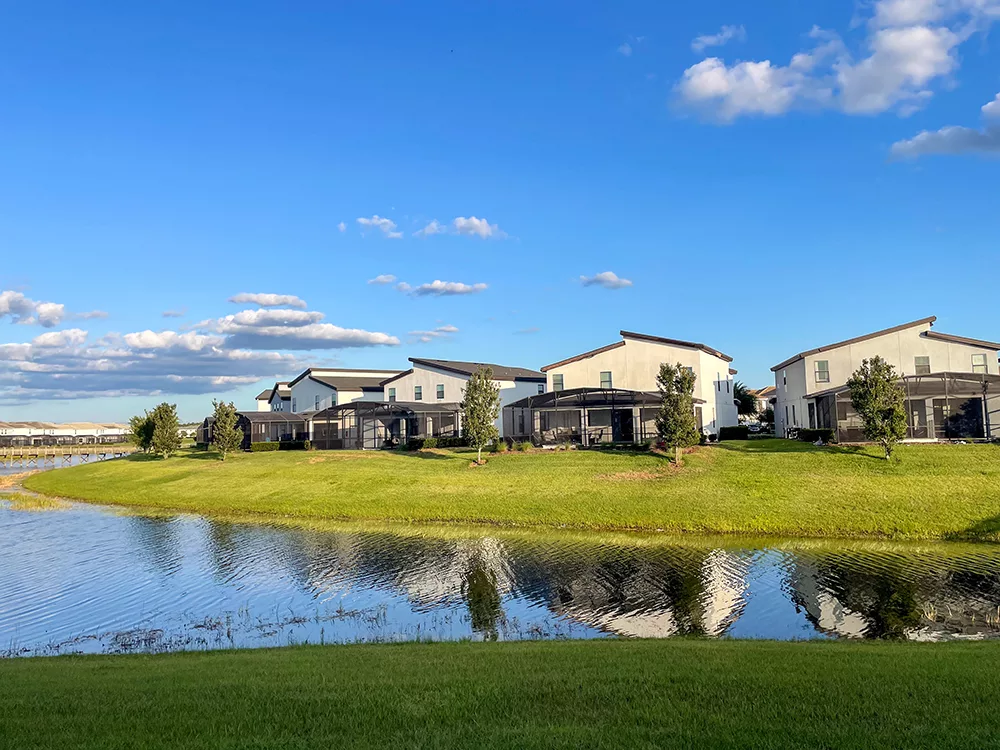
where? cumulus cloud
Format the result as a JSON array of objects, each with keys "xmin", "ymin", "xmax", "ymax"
[
  {"xmin": 691, "ymin": 25, "xmax": 746, "ymax": 52},
  {"xmin": 76, "ymin": 310, "xmax": 109, "ymax": 320},
  {"xmin": 32, "ymin": 329, "xmax": 89, "ymax": 348},
  {"xmin": 453, "ymin": 216, "xmax": 505, "ymax": 239},
  {"xmin": 891, "ymin": 90, "xmax": 1000, "ymax": 157},
  {"xmin": 0, "ymin": 291, "xmax": 66, "ymax": 327},
  {"xmin": 368, "ymin": 274, "xmax": 398, "ymax": 285},
  {"xmin": 618, "ymin": 42, "xmax": 633, "ymax": 57},
  {"xmin": 408, "ymin": 324, "xmax": 460, "ymax": 343},
  {"xmin": 580, "ymin": 271, "xmax": 633, "ymax": 290},
  {"xmin": 397, "ymin": 280, "xmax": 489, "ymax": 296},
  {"xmin": 337, "ymin": 221, "xmax": 347, "ymax": 232},
  {"xmin": 675, "ymin": 1, "xmax": 998, "ymax": 121},
  {"xmin": 228, "ymin": 292, "xmax": 307, "ymax": 309},
  {"xmin": 414, "ymin": 220, "xmax": 446, "ymax": 237},
  {"xmin": 357, "ymin": 215, "xmax": 403, "ymax": 239},
  {"xmin": 124, "ymin": 330, "xmax": 225, "ymax": 351}
]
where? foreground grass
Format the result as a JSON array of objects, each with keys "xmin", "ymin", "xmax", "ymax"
[
  {"xmin": 22, "ymin": 439, "xmax": 1000, "ymax": 540},
  {"xmin": 2, "ymin": 640, "xmax": 999, "ymax": 749}
]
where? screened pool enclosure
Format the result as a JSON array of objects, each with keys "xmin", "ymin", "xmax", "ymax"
[{"xmin": 309, "ymin": 401, "xmax": 462, "ymax": 450}]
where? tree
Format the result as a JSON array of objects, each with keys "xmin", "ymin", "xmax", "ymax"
[
  {"xmin": 128, "ymin": 412, "xmax": 155, "ymax": 453},
  {"xmin": 847, "ymin": 356, "xmax": 907, "ymax": 460},
  {"xmin": 462, "ymin": 366, "xmax": 501, "ymax": 465},
  {"xmin": 733, "ymin": 381, "xmax": 759, "ymax": 418},
  {"xmin": 150, "ymin": 402, "xmax": 182, "ymax": 459},
  {"xmin": 760, "ymin": 407, "xmax": 775, "ymax": 427},
  {"xmin": 211, "ymin": 399, "xmax": 243, "ymax": 461},
  {"xmin": 655, "ymin": 362, "xmax": 701, "ymax": 465}
]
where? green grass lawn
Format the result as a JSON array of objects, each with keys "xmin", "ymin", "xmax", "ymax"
[
  {"xmin": 2, "ymin": 639, "xmax": 999, "ymax": 749},
  {"xmin": 21, "ymin": 439, "xmax": 1000, "ymax": 541}
]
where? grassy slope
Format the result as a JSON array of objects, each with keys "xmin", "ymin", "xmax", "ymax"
[
  {"xmin": 22, "ymin": 439, "xmax": 1000, "ymax": 540},
  {"xmin": 2, "ymin": 640, "xmax": 999, "ymax": 749}
]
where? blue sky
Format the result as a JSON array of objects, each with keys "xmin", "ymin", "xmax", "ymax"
[{"xmin": 2, "ymin": 0, "xmax": 999, "ymax": 422}]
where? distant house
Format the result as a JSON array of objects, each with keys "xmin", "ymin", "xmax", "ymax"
[
  {"xmin": 380, "ymin": 358, "xmax": 546, "ymax": 434},
  {"xmin": 267, "ymin": 382, "xmax": 292, "ymax": 412},
  {"xmin": 287, "ymin": 368, "xmax": 401, "ymax": 414},
  {"xmin": 772, "ymin": 316, "xmax": 1000, "ymax": 441},
  {"xmin": 539, "ymin": 330, "xmax": 739, "ymax": 436},
  {"xmin": 750, "ymin": 386, "xmax": 776, "ymax": 416},
  {"xmin": 255, "ymin": 389, "xmax": 273, "ymax": 412},
  {"xmin": 0, "ymin": 421, "xmax": 128, "ymax": 446}
]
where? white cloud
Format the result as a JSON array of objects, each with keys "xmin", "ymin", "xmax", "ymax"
[
  {"xmin": 891, "ymin": 90, "xmax": 1000, "ymax": 157},
  {"xmin": 580, "ymin": 271, "xmax": 633, "ymax": 290},
  {"xmin": 222, "ymin": 323, "xmax": 399, "ymax": 349},
  {"xmin": 0, "ymin": 291, "xmax": 67, "ymax": 327},
  {"xmin": 162, "ymin": 308, "xmax": 186, "ymax": 318},
  {"xmin": 368, "ymin": 274, "xmax": 398, "ymax": 285},
  {"xmin": 675, "ymin": 1, "xmax": 998, "ymax": 121},
  {"xmin": 403, "ymin": 280, "xmax": 489, "ymax": 296},
  {"xmin": 452, "ymin": 216, "xmax": 505, "ymax": 239},
  {"xmin": 414, "ymin": 220, "xmax": 446, "ymax": 237},
  {"xmin": 76, "ymin": 310, "xmax": 109, "ymax": 320},
  {"xmin": 32, "ymin": 329, "xmax": 88, "ymax": 348},
  {"xmin": 228, "ymin": 292, "xmax": 307, "ymax": 309},
  {"xmin": 408, "ymin": 324, "xmax": 460, "ymax": 343},
  {"xmin": 337, "ymin": 221, "xmax": 347, "ymax": 232},
  {"xmin": 225, "ymin": 309, "xmax": 325, "ymax": 327},
  {"xmin": 691, "ymin": 25, "xmax": 746, "ymax": 52},
  {"xmin": 618, "ymin": 42, "xmax": 633, "ymax": 57},
  {"xmin": 357, "ymin": 215, "xmax": 403, "ymax": 239},
  {"xmin": 124, "ymin": 330, "xmax": 225, "ymax": 351}
]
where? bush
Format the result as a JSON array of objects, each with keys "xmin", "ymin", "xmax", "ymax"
[
  {"xmin": 718, "ymin": 426, "xmax": 749, "ymax": 441},
  {"xmin": 438, "ymin": 436, "xmax": 468, "ymax": 448},
  {"xmin": 516, "ymin": 441, "xmax": 532, "ymax": 452},
  {"xmin": 405, "ymin": 438, "xmax": 424, "ymax": 451},
  {"xmin": 798, "ymin": 428, "xmax": 836, "ymax": 444},
  {"xmin": 250, "ymin": 442, "xmax": 280, "ymax": 452},
  {"xmin": 422, "ymin": 437, "xmax": 438, "ymax": 449}
]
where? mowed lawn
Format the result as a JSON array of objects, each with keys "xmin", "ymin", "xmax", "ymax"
[
  {"xmin": 3, "ymin": 639, "xmax": 1000, "ymax": 749},
  {"xmin": 22, "ymin": 439, "xmax": 1000, "ymax": 540}
]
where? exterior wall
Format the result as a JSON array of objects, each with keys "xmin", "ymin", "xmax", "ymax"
[
  {"xmin": 544, "ymin": 338, "xmax": 738, "ymax": 434},
  {"xmin": 774, "ymin": 322, "xmax": 999, "ymax": 438},
  {"xmin": 256, "ymin": 397, "xmax": 271, "ymax": 412},
  {"xmin": 384, "ymin": 363, "xmax": 543, "ymax": 434},
  {"xmin": 268, "ymin": 395, "xmax": 290, "ymax": 412},
  {"xmin": 288, "ymin": 369, "xmax": 400, "ymax": 413}
]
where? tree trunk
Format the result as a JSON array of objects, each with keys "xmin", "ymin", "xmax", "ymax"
[
  {"xmin": 477, "ymin": 445, "xmax": 483, "ymax": 465},
  {"xmin": 674, "ymin": 445, "xmax": 682, "ymax": 466}
]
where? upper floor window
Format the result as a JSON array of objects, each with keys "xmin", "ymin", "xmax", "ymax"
[
  {"xmin": 717, "ymin": 373, "xmax": 721, "ymax": 391},
  {"xmin": 600, "ymin": 371, "xmax": 613, "ymax": 389},
  {"xmin": 436, "ymin": 384, "xmax": 445, "ymax": 400},
  {"xmin": 973, "ymin": 353, "xmax": 988, "ymax": 374},
  {"xmin": 814, "ymin": 360, "xmax": 830, "ymax": 383},
  {"xmin": 414, "ymin": 385, "xmax": 423, "ymax": 401},
  {"xmin": 537, "ymin": 383, "xmax": 544, "ymax": 395},
  {"xmin": 315, "ymin": 395, "xmax": 321, "ymax": 410},
  {"xmin": 915, "ymin": 356, "xmax": 931, "ymax": 375},
  {"xmin": 291, "ymin": 398, "xmax": 297, "ymax": 412},
  {"xmin": 782, "ymin": 370, "xmax": 787, "ymax": 386},
  {"xmin": 388, "ymin": 387, "xmax": 396, "ymax": 402},
  {"xmin": 552, "ymin": 374, "xmax": 564, "ymax": 392}
]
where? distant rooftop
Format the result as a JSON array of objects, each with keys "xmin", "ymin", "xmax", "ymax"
[{"xmin": 409, "ymin": 358, "xmax": 545, "ymax": 382}]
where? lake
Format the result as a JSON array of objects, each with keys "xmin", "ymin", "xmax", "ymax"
[{"xmin": 2, "ymin": 499, "xmax": 999, "ymax": 656}]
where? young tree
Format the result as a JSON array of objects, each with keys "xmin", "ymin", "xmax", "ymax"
[
  {"xmin": 128, "ymin": 412, "xmax": 155, "ymax": 453},
  {"xmin": 847, "ymin": 355, "xmax": 907, "ymax": 460},
  {"xmin": 462, "ymin": 366, "xmax": 501, "ymax": 465},
  {"xmin": 655, "ymin": 362, "xmax": 701, "ymax": 465},
  {"xmin": 760, "ymin": 407, "xmax": 775, "ymax": 427},
  {"xmin": 733, "ymin": 381, "xmax": 759, "ymax": 418},
  {"xmin": 211, "ymin": 399, "xmax": 243, "ymax": 461},
  {"xmin": 150, "ymin": 402, "xmax": 182, "ymax": 459}
]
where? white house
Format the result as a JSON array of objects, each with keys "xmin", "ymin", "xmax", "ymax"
[
  {"xmin": 772, "ymin": 316, "xmax": 1000, "ymax": 441},
  {"xmin": 288, "ymin": 368, "xmax": 402, "ymax": 414},
  {"xmin": 267, "ymin": 382, "xmax": 292, "ymax": 412},
  {"xmin": 539, "ymin": 330, "xmax": 739, "ymax": 435},
  {"xmin": 255, "ymin": 389, "xmax": 272, "ymax": 411},
  {"xmin": 380, "ymin": 358, "xmax": 546, "ymax": 433}
]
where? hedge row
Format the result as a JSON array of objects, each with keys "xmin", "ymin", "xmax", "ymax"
[
  {"xmin": 797, "ymin": 428, "xmax": 836, "ymax": 444},
  {"xmin": 404, "ymin": 436, "xmax": 468, "ymax": 451},
  {"xmin": 718, "ymin": 426, "xmax": 749, "ymax": 441},
  {"xmin": 249, "ymin": 440, "xmax": 310, "ymax": 452}
]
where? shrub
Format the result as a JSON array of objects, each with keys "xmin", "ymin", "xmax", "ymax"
[
  {"xmin": 496, "ymin": 440, "xmax": 509, "ymax": 453},
  {"xmin": 250, "ymin": 442, "xmax": 280, "ymax": 452},
  {"xmin": 422, "ymin": 437, "xmax": 438, "ymax": 449},
  {"xmin": 516, "ymin": 441, "xmax": 532, "ymax": 452},
  {"xmin": 438, "ymin": 436, "xmax": 468, "ymax": 448},
  {"xmin": 405, "ymin": 438, "xmax": 424, "ymax": 451},
  {"xmin": 797, "ymin": 428, "xmax": 836, "ymax": 444},
  {"xmin": 718, "ymin": 426, "xmax": 749, "ymax": 441}
]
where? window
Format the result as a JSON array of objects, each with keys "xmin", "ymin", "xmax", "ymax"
[
  {"xmin": 388, "ymin": 387, "xmax": 396, "ymax": 402},
  {"xmin": 315, "ymin": 395, "xmax": 321, "ymax": 410},
  {"xmin": 782, "ymin": 371, "xmax": 787, "ymax": 386},
  {"xmin": 291, "ymin": 398, "xmax": 297, "ymax": 412},
  {"xmin": 726, "ymin": 379, "xmax": 730, "ymax": 393},
  {"xmin": 792, "ymin": 405, "xmax": 797, "ymax": 426},
  {"xmin": 785, "ymin": 406, "xmax": 789, "ymax": 424},
  {"xmin": 717, "ymin": 373, "xmax": 721, "ymax": 391},
  {"xmin": 915, "ymin": 356, "xmax": 931, "ymax": 375},
  {"xmin": 436, "ymin": 384, "xmax": 445, "ymax": 400},
  {"xmin": 537, "ymin": 383, "xmax": 544, "ymax": 395},
  {"xmin": 973, "ymin": 353, "xmax": 988, "ymax": 374},
  {"xmin": 600, "ymin": 371, "xmax": 613, "ymax": 389},
  {"xmin": 814, "ymin": 360, "xmax": 830, "ymax": 383},
  {"xmin": 552, "ymin": 374, "xmax": 564, "ymax": 392},
  {"xmin": 414, "ymin": 385, "xmax": 422, "ymax": 401}
]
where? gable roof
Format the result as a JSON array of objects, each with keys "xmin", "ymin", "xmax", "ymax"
[
  {"xmin": 541, "ymin": 341, "xmax": 626, "ymax": 372},
  {"xmin": 752, "ymin": 385, "xmax": 776, "ymax": 397},
  {"xmin": 269, "ymin": 382, "xmax": 291, "ymax": 401},
  {"xmin": 770, "ymin": 316, "xmax": 938, "ymax": 372},
  {"xmin": 287, "ymin": 367, "xmax": 402, "ymax": 388},
  {"xmin": 409, "ymin": 358, "xmax": 546, "ymax": 382},
  {"xmin": 255, "ymin": 389, "xmax": 272, "ymax": 400},
  {"xmin": 380, "ymin": 369, "xmax": 413, "ymax": 386},
  {"xmin": 923, "ymin": 331, "xmax": 1000, "ymax": 351},
  {"xmin": 309, "ymin": 375, "xmax": 389, "ymax": 391}
]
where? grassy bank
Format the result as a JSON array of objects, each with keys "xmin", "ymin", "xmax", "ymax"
[
  {"xmin": 2, "ymin": 640, "xmax": 999, "ymax": 749},
  {"xmin": 22, "ymin": 439, "xmax": 1000, "ymax": 540}
]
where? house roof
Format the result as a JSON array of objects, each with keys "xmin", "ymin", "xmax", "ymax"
[
  {"xmin": 287, "ymin": 367, "xmax": 402, "ymax": 388},
  {"xmin": 309, "ymin": 375, "xmax": 390, "ymax": 391},
  {"xmin": 541, "ymin": 332, "xmax": 733, "ymax": 372},
  {"xmin": 255, "ymin": 389, "xmax": 273, "ymax": 400},
  {"xmin": 409, "ymin": 358, "xmax": 546, "ymax": 382},
  {"xmin": 752, "ymin": 385, "xmax": 776, "ymax": 397},
  {"xmin": 236, "ymin": 411, "xmax": 308, "ymax": 424},
  {"xmin": 541, "ymin": 341, "xmax": 626, "ymax": 372},
  {"xmin": 506, "ymin": 386, "xmax": 706, "ymax": 409},
  {"xmin": 770, "ymin": 316, "xmax": 938, "ymax": 372},
  {"xmin": 380, "ymin": 369, "xmax": 413, "ymax": 386},
  {"xmin": 923, "ymin": 331, "xmax": 1000, "ymax": 351},
  {"xmin": 267, "ymin": 382, "xmax": 291, "ymax": 402}
]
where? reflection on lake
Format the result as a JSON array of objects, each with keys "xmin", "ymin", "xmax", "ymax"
[{"xmin": 2, "ymin": 500, "xmax": 1000, "ymax": 656}]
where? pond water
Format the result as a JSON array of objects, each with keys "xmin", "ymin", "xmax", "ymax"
[{"xmin": 2, "ymin": 499, "xmax": 1000, "ymax": 657}]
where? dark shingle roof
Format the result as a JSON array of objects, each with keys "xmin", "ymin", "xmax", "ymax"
[
  {"xmin": 309, "ymin": 375, "xmax": 390, "ymax": 391},
  {"xmin": 409, "ymin": 358, "xmax": 545, "ymax": 382},
  {"xmin": 255, "ymin": 389, "xmax": 273, "ymax": 400}
]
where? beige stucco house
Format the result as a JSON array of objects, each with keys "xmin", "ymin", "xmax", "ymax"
[
  {"xmin": 772, "ymin": 316, "xmax": 1000, "ymax": 441},
  {"xmin": 287, "ymin": 368, "xmax": 402, "ymax": 414}
]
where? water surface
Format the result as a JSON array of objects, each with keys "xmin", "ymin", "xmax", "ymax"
[{"xmin": 2, "ymin": 500, "xmax": 999, "ymax": 657}]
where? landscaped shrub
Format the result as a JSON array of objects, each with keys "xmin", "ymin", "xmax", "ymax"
[
  {"xmin": 422, "ymin": 437, "xmax": 438, "ymax": 449},
  {"xmin": 250, "ymin": 442, "xmax": 280, "ymax": 452},
  {"xmin": 516, "ymin": 441, "xmax": 532, "ymax": 452},
  {"xmin": 276, "ymin": 440, "xmax": 309, "ymax": 451},
  {"xmin": 405, "ymin": 438, "xmax": 424, "ymax": 451},
  {"xmin": 797, "ymin": 428, "xmax": 836, "ymax": 444},
  {"xmin": 718, "ymin": 426, "xmax": 749, "ymax": 441},
  {"xmin": 437, "ymin": 436, "xmax": 468, "ymax": 448}
]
